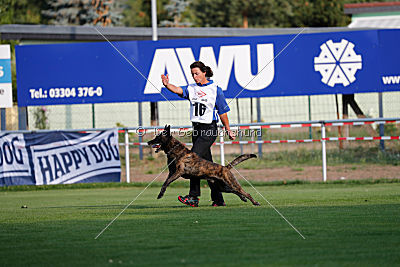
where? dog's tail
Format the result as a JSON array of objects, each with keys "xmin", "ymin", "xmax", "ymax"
[{"xmin": 226, "ymin": 154, "xmax": 257, "ymax": 169}]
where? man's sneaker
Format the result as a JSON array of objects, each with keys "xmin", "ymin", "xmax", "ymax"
[
  {"xmin": 211, "ymin": 202, "xmax": 226, "ymax": 207},
  {"xmin": 178, "ymin": 195, "xmax": 199, "ymax": 207}
]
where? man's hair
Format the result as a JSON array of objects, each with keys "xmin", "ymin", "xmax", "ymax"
[{"xmin": 190, "ymin": 61, "xmax": 213, "ymax": 78}]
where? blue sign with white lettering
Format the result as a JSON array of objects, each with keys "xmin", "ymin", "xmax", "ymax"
[{"xmin": 15, "ymin": 29, "xmax": 400, "ymax": 106}]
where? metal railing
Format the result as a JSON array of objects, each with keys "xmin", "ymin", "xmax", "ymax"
[{"xmin": 120, "ymin": 117, "xmax": 399, "ymax": 182}]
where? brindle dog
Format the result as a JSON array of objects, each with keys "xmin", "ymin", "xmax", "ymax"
[{"xmin": 148, "ymin": 125, "xmax": 260, "ymax": 206}]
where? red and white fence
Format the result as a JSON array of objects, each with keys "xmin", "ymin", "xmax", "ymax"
[
  {"xmin": 4, "ymin": 118, "xmax": 398, "ymax": 183},
  {"xmin": 123, "ymin": 118, "xmax": 400, "ymax": 182}
]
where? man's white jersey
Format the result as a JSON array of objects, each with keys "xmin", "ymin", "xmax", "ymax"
[
  {"xmin": 186, "ymin": 82, "xmax": 218, "ymax": 123},
  {"xmin": 179, "ymin": 80, "xmax": 230, "ymax": 124}
]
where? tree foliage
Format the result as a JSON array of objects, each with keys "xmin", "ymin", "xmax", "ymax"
[
  {"xmin": 120, "ymin": 0, "xmax": 397, "ymax": 28},
  {"xmin": 189, "ymin": 0, "xmax": 274, "ymax": 27},
  {"xmin": 0, "ymin": 0, "xmax": 396, "ymax": 28},
  {"xmin": 42, "ymin": 0, "xmax": 123, "ymax": 26},
  {"xmin": 344, "ymin": 0, "xmax": 395, "ymax": 3},
  {"xmin": 161, "ymin": 0, "xmax": 192, "ymax": 27},
  {"xmin": 0, "ymin": 0, "xmax": 48, "ymax": 24},
  {"xmin": 291, "ymin": 0, "xmax": 350, "ymax": 27},
  {"xmin": 189, "ymin": 0, "xmax": 351, "ymax": 27},
  {"xmin": 122, "ymin": 0, "xmax": 170, "ymax": 27}
]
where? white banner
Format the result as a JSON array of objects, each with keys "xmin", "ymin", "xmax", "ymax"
[
  {"xmin": 0, "ymin": 129, "xmax": 121, "ymax": 186},
  {"xmin": 0, "ymin": 133, "xmax": 32, "ymax": 183},
  {"xmin": 32, "ymin": 130, "xmax": 120, "ymax": 185},
  {"xmin": 0, "ymin": 45, "xmax": 12, "ymax": 108}
]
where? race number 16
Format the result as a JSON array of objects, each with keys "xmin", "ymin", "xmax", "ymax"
[{"xmin": 192, "ymin": 102, "xmax": 207, "ymax": 116}]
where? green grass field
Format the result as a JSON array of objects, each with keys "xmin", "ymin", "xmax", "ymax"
[{"xmin": 1, "ymin": 183, "xmax": 399, "ymax": 266}]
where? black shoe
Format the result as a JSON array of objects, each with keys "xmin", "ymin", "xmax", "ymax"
[
  {"xmin": 211, "ymin": 201, "xmax": 226, "ymax": 207},
  {"xmin": 178, "ymin": 195, "xmax": 199, "ymax": 207}
]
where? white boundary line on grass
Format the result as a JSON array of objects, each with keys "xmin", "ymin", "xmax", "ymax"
[
  {"xmin": 94, "ymin": 159, "xmax": 175, "ymax": 240},
  {"xmin": 228, "ymin": 162, "xmax": 306, "ymax": 240}
]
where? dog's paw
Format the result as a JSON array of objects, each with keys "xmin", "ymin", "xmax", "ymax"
[
  {"xmin": 253, "ymin": 201, "xmax": 261, "ymax": 206},
  {"xmin": 157, "ymin": 193, "xmax": 164, "ymax": 199}
]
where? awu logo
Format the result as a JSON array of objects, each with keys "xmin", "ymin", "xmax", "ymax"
[
  {"xmin": 314, "ymin": 39, "xmax": 362, "ymax": 87},
  {"xmin": 144, "ymin": 44, "xmax": 275, "ymax": 94}
]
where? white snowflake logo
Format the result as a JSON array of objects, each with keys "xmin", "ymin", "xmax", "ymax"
[{"xmin": 314, "ymin": 39, "xmax": 362, "ymax": 87}]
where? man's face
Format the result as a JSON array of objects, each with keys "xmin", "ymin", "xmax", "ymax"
[{"xmin": 191, "ymin": 67, "xmax": 206, "ymax": 84}]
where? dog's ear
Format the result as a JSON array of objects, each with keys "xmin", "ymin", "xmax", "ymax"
[
  {"xmin": 162, "ymin": 125, "xmax": 168, "ymax": 136},
  {"xmin": 167, "ymin": 125, "xmax": 171, "ymax": 136}
]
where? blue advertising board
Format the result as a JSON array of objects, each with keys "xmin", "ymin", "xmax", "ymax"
[{"xmin": 15, "ymin": 29, "xmax": 400, "ymax": 106}]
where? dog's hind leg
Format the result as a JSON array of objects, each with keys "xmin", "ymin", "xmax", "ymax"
[
  {"xmin": 232, "ymin": 188, "xmax": 260, "ymax": 206},
  {"xmin": 225, "ymin": 174, "xmax": 260, "ymax": 206},
  {"xmin": 237, "ymin": 188, "xmax": 260, "ymax": 206},
  {"xmin": 246, "ymin": 194, "xmax": 260, "ymax": 206},
  {"xmin": 157, "ymin": 171, "xmax": 183, "ymax": 199},
  {"xmin": 233, "ymin": 192, "xmax": 248, "ymax": 202},
  {"xmin": 221, "ymin": 172, "xmax": 260, "ymax": 206}
]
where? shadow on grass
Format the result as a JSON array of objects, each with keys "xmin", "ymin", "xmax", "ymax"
[{"xmin": 40, "ymin": 204, "xmax": 192, "ymax": 210}]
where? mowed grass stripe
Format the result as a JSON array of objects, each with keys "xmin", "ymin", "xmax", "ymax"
[{"xmin": 0, "ymin": 184, "xmax": 399, "ymax": 266}]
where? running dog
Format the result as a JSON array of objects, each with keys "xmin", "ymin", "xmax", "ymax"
[{"xmin": 148, "ymin": 125, "xmax": 260, "ymax": 206}]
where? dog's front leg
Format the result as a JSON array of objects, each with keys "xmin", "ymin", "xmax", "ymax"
[{"xmin": 157, "ymin": 171, "xmax": 183, "ymax": 199}]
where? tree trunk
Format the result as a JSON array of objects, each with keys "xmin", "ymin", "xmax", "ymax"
[{"xmin": 243, "ymin": 13, "xmax": 248, "ymax": 28}]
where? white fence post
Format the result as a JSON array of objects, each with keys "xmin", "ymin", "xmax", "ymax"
[
  {"xmin": 321, "ymin": 123, "xmax": 327, "ymax": 182},
  {"xmin": 125, "ymin": 129, "xmax": 130, "ymax": 183},
  {"xmin": 220, "ymin": 126, "xmax": 225, "ymax": 166}
]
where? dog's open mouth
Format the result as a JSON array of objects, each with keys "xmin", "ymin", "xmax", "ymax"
[{"xmin": 152, "ymin": 144, "xmax": 161, "ymax": 153}]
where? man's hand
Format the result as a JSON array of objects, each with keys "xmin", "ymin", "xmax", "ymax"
[
  {"xmin": 227, "ymin": 129, "xmax": 236, "ymax": 140},
  {"xmin": 161, "ymin": 74, "xmax": 169, "ymax": 87},
  {"xmin": 160, "ymin": 74, "xmax": 183, "ymax": 95}
]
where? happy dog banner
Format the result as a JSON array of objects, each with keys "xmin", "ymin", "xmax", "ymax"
[{"xmin": 0, "ymin": 129, "xmax": 120, "ymax": 186}]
